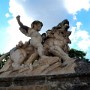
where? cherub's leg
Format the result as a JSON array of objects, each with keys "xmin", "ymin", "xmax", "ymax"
[
  {"xmin": 37, "ymin": 44, "xmax": 50, "ymax": 59},
  {"xmin": 37, "ymin": 45, "xmax": 44, "ymax": 57},
  {"xmin": 25, "ymin": 52, "xmax": 38, "ymax": 65},
  {"xmin": 30, "ymin": 40, "xmax": 45, "ymax": 57}
]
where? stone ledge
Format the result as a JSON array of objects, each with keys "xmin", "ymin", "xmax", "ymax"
[{"xmin": 0, "ymin": 73, "xmax": 90, "ymax": 90}]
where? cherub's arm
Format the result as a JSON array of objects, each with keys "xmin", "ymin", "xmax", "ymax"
[{"xmin": 16, "ymin": 15, "xmax": 29, "ymax": 35}]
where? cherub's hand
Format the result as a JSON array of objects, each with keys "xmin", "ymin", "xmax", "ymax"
[{"xmin": 16, "ymin": 15, "xmax": 20, "ymax": 20}]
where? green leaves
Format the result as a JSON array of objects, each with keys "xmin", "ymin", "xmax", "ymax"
[
  {"xmin": 69, "ymin": 48, "xmax": 89, "ymax": 62},
  {"xmin": 0, "ymin": 53, "xmax": 9, "ymax": 69}
]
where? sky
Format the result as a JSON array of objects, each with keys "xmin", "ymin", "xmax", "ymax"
[{"xmin": 0, "ymin": 0, "xmax": 90, "ymax": 59}]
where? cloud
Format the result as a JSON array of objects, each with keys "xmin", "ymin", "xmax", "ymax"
[
  {"xmin": 70, "ymin": 21, "xmax": 90, "ymax": 52},
  {"xmin": 5, "ymin": 13, "xmax": 10, "ymax": 18},
  {"xmin": 69, "ymin": 21, "xmax": 90, "ymax": 59},
  {"xmin": 76, "ymin": 22, "xmax": 82, "ymax": 29},
  {"xmin": 4, "ymin": 0, "xmax": 71, "ymax": 52},
  {"xmin": 73, "ymin": 15, "xmax": 77, "ymax": 20},
  {"xmin": 9, "ymin": 0, "xmax": 34, "ymax": 25},
  {"xmin": 63, "ymin": 0, "xmax": 90, "ymax": 20},
  {"xmin": 78, "ymin": 39, "xmax": 90, "ymax": 50},
  {"xmin": 15, "ymin": 0, "xmax": 69, "ymax": 31},
  {"xmin": 2, "ymin": 0, "xmax": 90, "ymax": 60},
  {"xmin": 3, "ymin": 0, "xmax": 34, "ymax": 52},
  {"xmin": 64, "ymin": 0, "xmax": 90, "ymax": 14}
]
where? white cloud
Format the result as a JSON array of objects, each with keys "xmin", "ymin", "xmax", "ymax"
[
  {"xmin": 76, "ymin": 30, "xmax": 90, "ymax": 40},
  {"xmin": 5, "ymin": 13, "xmax": 10, "ymax": 18},
  {"xmin": 64, "ymin": 0, "xmax": 90, "ymax": 14},
  {"xmin": 70, "ymin": 21, "xmax": 90, "ymax": 52},
  {"xmin": 3, "ymin": 0, "xmax": 34, "ymax": 52},
  {"xmin": 2, "ymin": 0, "xmax": 90, "ymax": 59},
  {"xmin": 73, "ymin": 15, "xmax": 77, "ymax": 20},
  {"xmin": 69, "ymin": 27, "xmax": 77, "ymax": 43},
  {"xmin": 9, "ymin": 0, "xmax": 33, "ymax": 25},
  {"xmin": 78, "ymin": 39, "xmax": 90, "ymax": 50},
  {"xmin": 4, "ymin": 0, "xmax": 69, "ymax": 52},
  {"xmin": 5, "ymin": 18, "xmax": 30, "ymax": 52},
  {"xmin": 76, "ymin": 22, "xmax": 82, "ymax": 30},
  {"xmin": 63, "ymin": 0, "xmax": 90, "ymax": 20}
]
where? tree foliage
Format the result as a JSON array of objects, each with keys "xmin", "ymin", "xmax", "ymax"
[
  {"xmin": 0, "ymin": 53, "xmax": 9, "ymax": 69},
  {"xmin": 68, "ymin": 48, "xmax": 89, "ymax": 62}
]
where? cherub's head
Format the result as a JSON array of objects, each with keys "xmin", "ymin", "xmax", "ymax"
[{"xmin": 31, "ymin": 20, "xmax": 43, "ymax": 31}]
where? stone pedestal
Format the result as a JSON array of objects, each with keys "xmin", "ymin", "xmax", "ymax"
[{"xmin": 0, "ymin": 73, "xmax": 90, "ymax": 90}]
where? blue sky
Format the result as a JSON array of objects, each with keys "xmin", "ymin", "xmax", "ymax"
[{"xmin": 0, "ymin": 0, "xmax": 90, "ymax": 59}]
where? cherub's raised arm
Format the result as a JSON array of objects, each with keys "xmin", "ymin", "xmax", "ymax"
[
  {"xmin": 16, "ymin": 15, "xmax": 24, "ymax": 27},
  {"xmin": 16, "ymin": 15, "xmax": 29, "ymax": 36}
]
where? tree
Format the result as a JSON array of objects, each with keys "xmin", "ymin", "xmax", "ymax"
[
  {"xmin": 0, "ymin": 53, "xmax": 9, "ymax": 69},
  {"xmin": 68, "ymin": 48, "xmax": 89, "ymax": 62}
]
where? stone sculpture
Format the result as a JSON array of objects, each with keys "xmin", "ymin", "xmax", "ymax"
[
  {"xmin": 16, "ymin": 15, "xmax": 47, "ymax": 58},
  {"xmin": 0, "ymin": 18, "xmax": 76, "ymax": 77}
]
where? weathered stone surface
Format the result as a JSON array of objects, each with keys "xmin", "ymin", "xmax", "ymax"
[
  {"xmin": 0, "ymin": 73, "xmax": 90, "ymax": 90},
  {"xmin": 75, "ymin": 59, "xmax": 90, "ymax": 73},
  {"xmin": 0, "ymin": 85, "xmax": 50, "ymax": 90},
  {"xmin": 0, "ymin": 19, "xmax": 78, "ymax": 78},
  {"xmin": 48, "ymin": 62, "xmax": 76, "ymax": 75},
  {"xmin": 41, "ymin": 62, "xmax": 61, "ymax": 74},
  {"xmin": 0, "ymin": 19, "xmax": 90, "ymax": 90}
]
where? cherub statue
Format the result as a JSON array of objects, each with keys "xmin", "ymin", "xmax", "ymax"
[
  {"xmin": 16, "ymin": 15, "xmax": 46, "ymax": 58},
  {"xmin": 0, "ymin": 19, "xmax": 75, "ymax": 75}
]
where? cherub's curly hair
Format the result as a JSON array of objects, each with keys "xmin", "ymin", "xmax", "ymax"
[{"xmin": 31, "ymin": 20, "xmax": 43, "ymax": 28}]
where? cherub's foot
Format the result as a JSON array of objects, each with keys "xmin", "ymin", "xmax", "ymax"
[{"xmin": 62, "ymin": 58, "xmax": 76, "ymax": 67}]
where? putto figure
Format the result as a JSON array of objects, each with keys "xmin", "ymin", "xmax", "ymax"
[
  {"xmin": 16, "ymin": 15, "xmax": 45, "ymax": 58},
  {"xmin": 0, "ymin": 19, "xmax": 76, "ymax": 76}
]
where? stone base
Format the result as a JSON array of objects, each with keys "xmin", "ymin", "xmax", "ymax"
[
  {"xmin": 0, "ymin": 73, "xmax": 90, "ymax": 90},
  {"xmin": 0, "ymin": 85, "xmax": 50, "ymax": 90}
]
